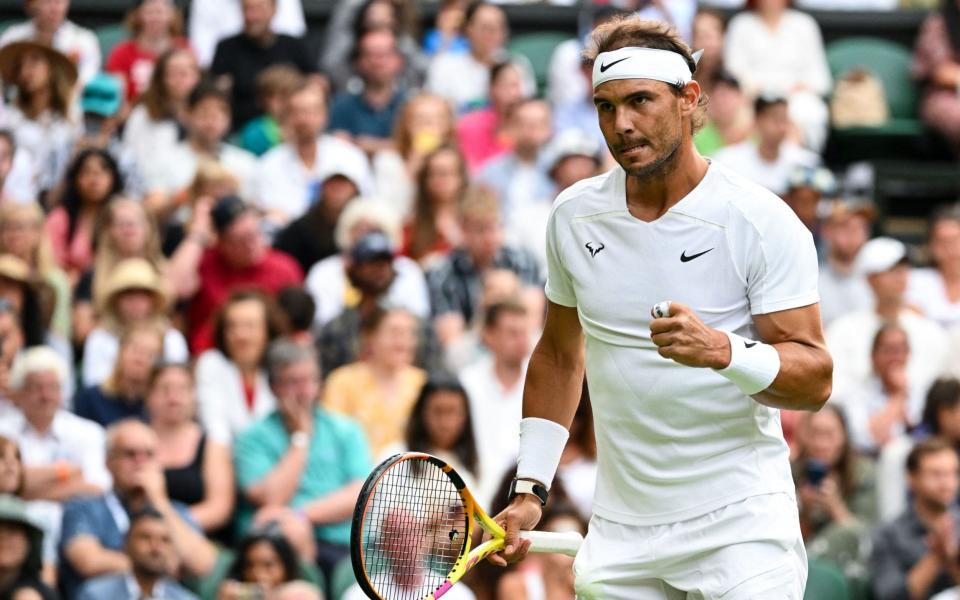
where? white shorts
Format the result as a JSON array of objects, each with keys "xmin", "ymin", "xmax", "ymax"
[{"xmin": 573, "ymin": 493, "xmax": 807, "ymax": 600}]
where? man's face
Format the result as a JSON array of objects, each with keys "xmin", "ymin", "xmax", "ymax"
[
  {"xmin": 319, "ymin": 176, "xmax": 358, "ymax": 217},
  {"xmin": 126, "ymin": 517, "xmax": 173, "ymax": 577},
  {"xmin": 594, "ymin": 79, "xmax": 687, "ymax": 179},
  {"xmin": 465, "ymin": 5, "xmax": 506, "ymax": 59},
  {"xmin": 462, "ymin": 214, "xmax": 502, "ymax": 265},
  {"xmin": 823, "ymin": 213, "xmax": 870, "ymax": 264},
  {"xmin": 188, "ymin": 97, "xmax": 231, "ymax": 149},
  {"xmin": 273, "ymin": 360, "xmax": 320, "ymax": 417},
  {"xmin": 910, "ymin": 449, "xmax": 960, "ymax": 512},
  {"xmin": 511, "ymin": 101, "xmax": 552, "ymax": 157},
  {"xmin": 286, "ymin": 88, "xmax": 327, "ymax": 143},
  {"xmin": 357, "ymin": 30, "xmax": 403, "ymax": 87},
  {"xmin": 483, "ymin": 312, "xmax": 530, "ymax": 366},
  {"xmin": 18, "ymin": 370, "xmax": 61, "ymax": 430},
  {"xmin": 108, "ymin": 425, "xmax": 158, "ymax": 493},
  {"xmin": 242, "ymin": 0, "xmax": 276, "ymax": 38},
  {"xmin": 871, "ymin": 328, "xmax": 909, "ymax": 379},
  {"xmin": 217, "ymin": 212, "xmax": 266, "ymax": 269},
  {"xmin": 707, "ymin": 82, "xmax": 743, "ymax": 124},
  {"xmin": 755, "ymin": 103, "xmax": 790, "ymax": 148},
  {"xmin": 348, "ymin": 257, "xmax": 395, "ymax": 298},
  {"xmin": 30, "ymin": 0, "xmax": 68, "ymax": 31}
]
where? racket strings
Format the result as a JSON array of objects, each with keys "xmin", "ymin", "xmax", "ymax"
[{"xmin": 361, "ymin": 458, "xmax": 469, "ymax": 599}]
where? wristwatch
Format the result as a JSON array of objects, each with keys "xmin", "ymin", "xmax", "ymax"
[
  {"xmin": 507, "ymin": 478, "xmax": 549, "ymax": 506},
  {"xmin": 290, "ymin": 431, "xmax": 310, "ymax": 450}
]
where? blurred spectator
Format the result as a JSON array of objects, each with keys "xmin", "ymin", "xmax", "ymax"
[
  {"xmin": 317, "ymin": 231, "xmax": 441, "ymax": 376},
  {"xmin": 324, "ymin": 306, "xmax": 427, "ymax": 458},
  {"xmin": 908, "ymin": 207, "xmax": 960, "ymax": 329},
  {"xmin": 828, "ymin": 237, "xmax": 949, "ymax": 410},
  {"xmin": 105, "ymin": 0, "xmax": 189, "ymax": 102},
  {"xmin": 691, "ymin": 9, "xmax": 726, "ymax": 97},
  {"xmin": 307, "ymin": 199, "xmax": 429, "ymax": 328},
  {"xmin": 557, "ymin": 382, "xmax": 598, "ymax": 522},
  {"xmin": 147, "ymin": 362, "xmax": 234, "ymax": 534},
  {"xmin": 144, "ymin": 84, "xmax": 257, "ymax": 202},
  {"xmin": 402, "ymin": 377, "xmax": 479, "ymax": 487},
  {"xmin": 724, "ymin": 0, "xmax": 831, "ymax": 152},
  {"xmin": 422, "ymin": 0, "xmax": 469, "ymax": 57},
  {"xmin": 547, "ymin": 6, "xmax": 625, "ymax": 110},
  {"xmin": 233, "ymin": 341, "xmax": 370, "ymax": 576},
  {"xmin": 426, "ymin": 2, "xmax": 513, "ymax": 112},
  {"xmin": 0, "ymin": 495, "xmax": 56, "ymax": 600},
  {"xmin": 0, "ymin": 202, "xmax": 71, "ymax": 340},
  {"xmin": 254, "ymin": 81, "xmax": 373, "ymax": 228},
  {"xmin": 914, "ymin": 0, "xmax": 960, "ymax": 156},
  {"xmin": 161, "ymin": 159, "xmax": 238, "ymax": 257},
  {"xmin": 196, "ymin": 291, "xmax": 280, "ymax": 447},
  {"xmin": 239, "ymin": 65, "xmax": 304, "ymax": 157},
  {"xmin": 783, "ymin": 165, "xmax": 838, "ymax": 243},
  {"xmin": 402, "ymin": 145, "xmax": 468, "ymax": 266},
  {"xmin": 329, "ymin": 28, "xmax": 408, "ymax": 155},
  {"xmin": 0, "ymin": 41, "xmax": 81, "ymax": 198},
  {"xmin": 818, "ymin": 198, "xmax": 875, "ymax": 326},
  {"xmin": 275, "ymin": 287, "xmax": 316, "ymax": 348},
  {"xmin": 215, "ymin": 523, "xmax": 323, "ymax": 600},
  {"xmin": 59, "ymin": 419, "xmax": 216, "ymax": 597},
  {"xmin": 181, "ymin": 195, "xmax": 302, "ymax": 352},
  {"xmin": 871, "ymin": 437, "xmax": 960, "ymax": 600},
  {"xmin": 0, "ymin": 0, "xmax": 100, "ymax": 86},
  {"xmin": 122, "ymin": 48, "xmax": 201, "ymax": 185},
  {"xmin": 714, "ymin": 95, "xmax": 820, "ymax": 196},
  {"xmin": 210, "ymin": 0, "xmax": 317, "ymax": 131},
  {"xmin": 459, "ymin": 300, "xmax": 531, "ymax": 505},
  {"xmin": 372, "ymin": 92, "xmax": 457, "ymax": 218},
  {"xmin": 793, "ymin": 406, "xmax": 876, "ymax": 584},
  {"xmin": 189, "ymin": 0, "xmax": 305, "ymax": 69},
  {"xmin": 478, "ymin": 99, "xmax": 554, "ymax": 225},
  {"xmin": 693, "ymin": 70, "xmax": 752, "ymax": 157},
  {"xmin": 427, "ymin": 188, "xmax": 541, "ymax": 348},
  {"xmin": 0, "ymin": 436, "xmax": 24, "ymax": 495},
  {"xmin": 74, "ymin": 325, "xmax": 162, "ymax": 427},
  {"xmin": 457, "ymin": 60, "xmax": 529, "ymax": 173},
  {"xmin": 552, "ymin": 55, "xmax": 606, "ymax": 153},
  {"xmin": 509, "ymin": 129, "xmax": 603, "ymax": 273},
  {"xmin": 443, "ymin": 267, "xmax": 521, "ymax": 373},
  {"xmin": 45, "ymin": 149, "xmax": 123, "ymax": 280},
  {"xmin": 76, "ymin": 505, "xmax": 198, "ymax": 600},
  {"xmin": 0, "ymin": 257, "xmax": 51, "ymax": 368},
  {"xmin": 0, "ymin": 130, "xmax": 39, "ymax": 204},
  {"xmin": 272, "ymin": 162, "xmax": 363, "ymax": 275},
  {"xmin": 84, "ymin": 258, "xmax": 188, "ymax": 387}
]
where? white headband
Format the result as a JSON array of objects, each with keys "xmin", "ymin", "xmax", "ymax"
[{"xmin": 592, "ymin": 47, "xmax": 704, "ymax": 89}]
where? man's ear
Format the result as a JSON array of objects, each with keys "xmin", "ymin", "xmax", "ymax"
[{"xmin": 680, "ymin": 80, "xmax": 701, "ymax": 115}]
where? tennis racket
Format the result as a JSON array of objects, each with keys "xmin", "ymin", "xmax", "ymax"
[{"xmin": 350, "ymin": 452, "xmax": 583, "ymax": 600}]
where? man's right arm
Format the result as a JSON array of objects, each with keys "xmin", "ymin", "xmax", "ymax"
[{"xmin": 64, "ymin": 536, "xmax": 130, "ymax": 578}]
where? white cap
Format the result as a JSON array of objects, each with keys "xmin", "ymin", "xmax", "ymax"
[
  {"xmin": 317, "ymin": 154, "xmax": 369, "ymax": 190},
  {"xmin": 854, "ymin": 237, "xmax": 907, "ymax": 276},
  {"xmin": 543, "ymin": 129, "xmax": 603, "ymax": 173}
]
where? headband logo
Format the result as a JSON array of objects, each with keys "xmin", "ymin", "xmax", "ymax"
[{"xmin": 599, "ymin": 56, "xmax": 630, "ymax": 73}]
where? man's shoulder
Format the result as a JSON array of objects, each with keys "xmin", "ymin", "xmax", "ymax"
[
  {"xmin": 0, "ymin": 21, "xmax": 33, "ymax": 44},
  {"xmin": 76, "ymin": 572, "xmax": 126, "ymax": 598},
  {"xmin": 55, "ymin": 410, "xmax": 106, "ymax": 439},
  {"xmin": 63, "ymin": 493, "xmax": 109, "ymax": 517},
  {"xmin": 235, "ymin": 411, "xmax": 284, "ymax": 444},
  {"xmin": 705, "ymin": 162, "xmax": 802, "ymax": 228},
  {"xmin": 551, "ymin": 168, "xmax": 621, "ymax": 220},
  {"xmin": 315, "ymin": 406, "xmax": 367, "ymax": 440}
]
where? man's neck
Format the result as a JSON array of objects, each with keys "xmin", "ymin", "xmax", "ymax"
[
  {"xmin": 363, "ymin": 80, "xmax": 396, "ymax": 110},
  {"xmin": 874, "ymin": 298, "xmax": 902, "ymax": 321},
  {"xmin": 34, "ymin": 21, "xmax": 60, "ymax": 43},
  {"xmin": 190, "ymin": 138, "xmax": 218, "ymax": 156},
  {"xmin": 133, "ymin": 569, "xmax": 161, "ymax": 597},
  {"xmin": 624, "ymin": 141, "xmax": 708, "ymax": 222},
  {"xmin": 915, "ymin": 498, "xmax": 948, "ymax": 529},
  {"xmin": 295, "ymin": 138, "xmax": 318, "ymax": 166},
  {"xmin": 757, "ymin": 140, "xmax": 780, "ymax": 163},
  {"xmin": 493, "ymin": 358, "xmax": 523, "ymax": 388},
  {"xmin": 828, "ymin": 254, "xmax": 855, "ymax": 275},
  {"xmin": 470, "ymin": 47, "xmax": 493, "ymax": 66},
  {"xmin": 26, "ymin": 415, "xmax": 54, "ymax": 436},
  {"xmin": 246, "ymin": 30, "xmax": 275, "ymax": 47},
  {"xmin": 514, "ymin": 145, "xmax": 538, "ymax": 164}
]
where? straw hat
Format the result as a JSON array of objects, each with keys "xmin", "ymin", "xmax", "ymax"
[
  {"xmin": 96, "ymin": 258, "xmax": 168, "ymax": 314},
  {"xmin": 0, "ymin": 254, "xmax": 31, "ymax": 285},
  {"xmin": 0, "ymin": 41, "xmax": 78, "ymax": 90}
]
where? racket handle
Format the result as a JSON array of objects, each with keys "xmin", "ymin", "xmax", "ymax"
[{"xmin": 520, "ymin": 530, "xmax": 583, "ymax": 557}]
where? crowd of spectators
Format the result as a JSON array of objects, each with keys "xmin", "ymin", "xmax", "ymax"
[{"xmin": 0, "ymin": 0, "xmax": 958, "ymax": 598}]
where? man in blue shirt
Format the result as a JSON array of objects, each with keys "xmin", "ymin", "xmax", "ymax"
[
  {"xmin": 328, "ymin": 27, "xmax": 407, "ymax": 155},
  {"xmin": 234, "ymin": 340, "xmax": 372, "ymax": 578}
]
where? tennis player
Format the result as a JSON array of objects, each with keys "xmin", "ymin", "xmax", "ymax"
[{"xmin": 491, "ymin": 16, "xmax": 833, "ymax": 599}]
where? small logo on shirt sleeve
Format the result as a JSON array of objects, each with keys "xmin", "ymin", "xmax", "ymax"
[{"xmin": 585, "ymin": 242, "xmax": 605, "ymax": 258}]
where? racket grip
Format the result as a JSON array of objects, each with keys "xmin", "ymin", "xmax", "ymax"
[{"xmin": 520, "ymin": 530, "xmax": 583, "ymax": 557}]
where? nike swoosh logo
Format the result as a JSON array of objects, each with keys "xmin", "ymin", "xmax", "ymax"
[
  {"xmin": 680, "ymin": 248, "xmax": 714, "ymax": 263},
  {"xmin": 744, "ymin": 341, "xmax": 757, "ymax": 348},
  {"xmin": 599, "ymin": 57, "xmax": 630, "ymax": 73}
]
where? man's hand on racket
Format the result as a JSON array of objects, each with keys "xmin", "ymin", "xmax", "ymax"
[
  {"xmin": 487, "ymin": 493, "xmax": 542, "ymax": 567},
  {"xmin": 650, "ymin": 301, "xmax": 731, "ymax": 369}
]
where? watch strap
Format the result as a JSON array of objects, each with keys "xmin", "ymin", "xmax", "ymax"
[{"xmin": 508, "ymin": 478, "xmax": 548, "ymax": 506}]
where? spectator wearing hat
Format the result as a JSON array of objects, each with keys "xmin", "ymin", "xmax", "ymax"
[
  {"xmin": 76, "ymin": 506, "xmax": 198, "ymax": 600},
  {"xmin": 714, "ymin": 95, "xmax": 821, "ymax": 196},
  {"xmin": 828, "ymin": 237, "xmax": 949, "ymax": 415},
  {"xmin": 0, "ymin": 0, "xmax": 100, "ymax": 86},
  {"xmin": 783, "ymin": 165, "xmax": 838, "ymax": 249},
  {"xmin": 819, "ymin": 198, "xmax": 876, "ymax": 326},
  {"xmin": 908, "ymin": 207, "xmax": 960, "ymax": 330},
  {"xmin": 317, "ymin": 230, "xmax": 443, "ymax": 377},
  {"xmin": 80, "ymin": 73, "xmax": 147, "ymax": 198},
  {"xmin": 305, "ymin": 198, "xmax": 429, "ymax": 329},
  {"xmin": 693, "ymin": 69, "xmax": 752, "ymax": 157},
  {"xmin": 105, "ymin": 0, "xmax": 189, "ymax": 103},
  {"xmin": 272, "ymin": 160, "xmax": 363, "ymax": 274},
  {"xmin": 82, "ymin": 257, "xmax": 187, "ymax": 387},
  {"xmin": 254, "ymin": 81, "xmax": 373, "ymax": 228},
  {"xmin": 210, "ymin": 0, "xmax": 317, "ymax": 131},
  {"xmin": 182, "ymin": 195, "xmax": 302, "ymax": 353},
  {"xmin": 0, "ymin": 494, "xmax": 56, "ymax": 599},
  {"xmin": 0, "ymin": 348, "xmax": 111, "ymax": 571},
  {"xmin": 0, "ymin": 40, "xmax": 82, "ymax": 197}
]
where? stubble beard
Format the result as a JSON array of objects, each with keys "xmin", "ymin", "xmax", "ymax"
[{"xmin": 619, "ymin": 130, "xmax": 684, "ymax": 182}]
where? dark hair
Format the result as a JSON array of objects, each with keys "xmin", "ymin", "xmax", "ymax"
[
  {"xmin": 352, "ymin": 0, "xmax": 419, "ymax": 41},
  {"xmin": 405, "ymin": 377, "xmax": 479, "ymax": 475},
  {"xmin": 754, "ymin": 94, "xmax": 788, "ymax": 117},
  {"xmin": 147, "ymin": 361, "xmax": 193, "ymax": 391},
  {"xmin": 483, "ymin": 300, "xmax": 527, "ymax": 330},
  {"xmin": 907, "ymin": 436, "xmax": 958, "ymax": 474},
  {"xmin": 212, "ymin": 290, "xmax": 284, "ymax": 363},
  {"xmin": 464, "ymin": 1, "xmax": 499, "ymax": 29},
  {"xmin": 61, "ymin": 148, "xmax": 123, "ymax": 244},
  {"xmin": 489, "ymin": 60, "xmax": 520, "ymax": 87},
  {"xmin": 140, "ymin": 47, "xmax": 196, "ymax": 121},
  {"xmin": 228, "ymin": 524, "xmax": 301, "ymax": 584},
  {"xmin": 922, "ymin": 378, "xmax": 960, "ymax": 436},
  {"xmin": 276, "ymin": 286, "xmax": 316, "ymax": 333},
  {"xmin": 188, "ymin": 81, "xmax": 231, "ymax": 111},
  {"xmin": 127, "ymin": 505, "xmax": 165, "ymax": 534},
  {"xmin": 408, "ymin": 145, "xmax": 467, "ymax": 262}
]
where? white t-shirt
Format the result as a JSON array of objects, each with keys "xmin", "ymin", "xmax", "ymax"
[
  {"xmin": 713, "ymin": 140, "xmax": 820, "ymax": 196},
  {"xmin": 818, "ymin": 260, "xmax": 873, "ymax": 326},
  {"xmin": 545, "ymin": 162, "xmax": 819, "ymax": 526},
  {"xmin": 906, "ymin": 268, "xmax": 960, "ymax": 330}
]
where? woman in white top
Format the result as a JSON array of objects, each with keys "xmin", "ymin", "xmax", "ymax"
[
  {"xmin": 196, "ymin": 290, "xmax": 280, "ymax": 446},
  {"xmin": 907, "ymin": 207, "xmax": 960, "ymax": 330},
  {"xmin": 723, "ymin": 0, "xmax": 831, "ymax": 151}
]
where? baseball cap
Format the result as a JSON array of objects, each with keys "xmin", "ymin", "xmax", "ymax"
[
  {"xmin": 350, "ymin": 231, "xmax": 394, "ymax": 263},
  {"xmin": 855, "ymin": 237, "xmax": 908, "ymax": 276},
  {"xmin": 318, "ymin": 154, "xmax": 369, "ymax": 190},
  {"xmin": 211, "ymin": 195, "xmax": 250, "ymax": 233},
  {"xmin": 543, "ymin": 129, "xmax": 603, "ymax": 174},
  {"xmin": 82, "ymin": 73, "xmax": 123, "ymax": 117},
  {"xmin": 787, "ymin": 166, "xmax": 837, "ymax": 197}
]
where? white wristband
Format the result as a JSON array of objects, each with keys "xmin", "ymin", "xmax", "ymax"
[
  {"xmin": 714, "ymin": 330, "xmax": 781, "ymax": 396},
  {"xmin": 516, "ymin": 417, "xmax": 569, "ymax": 491}
]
